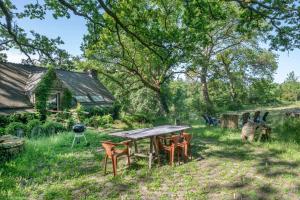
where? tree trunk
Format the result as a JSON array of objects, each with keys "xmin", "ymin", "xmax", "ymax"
[
  {"xmin": 223, "ymin": 63, "xmax": 237, "ymax": 102},
  {"xmin": 158, "ymin": 90, "xmax": 169, "ymax": 114},
  {"xmin": 200, "ymin": 66, "xmax": 213, "ymax": 113}
]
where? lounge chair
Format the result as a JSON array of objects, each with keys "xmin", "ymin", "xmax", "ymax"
[
  {"xmin": 262, "ymin": 112, "xmax": 269, "ymax": 122},
  {"xmin": 253, "ymin": 111, "xmax": 261, "ymax": 123},
  {"xmin": 241, "ymin": 112, "xmax": 250, "ymax": 126},
  {"xmin": 202, "ymin": 114, "xmax": 218, "ymax": 126}
]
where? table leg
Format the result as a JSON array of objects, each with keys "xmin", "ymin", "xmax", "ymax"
[
  {"xmin": 134, "ymin": 140, "xmax": 138, "ymax": 153},
  {"xmin": 153, "ymin": 136, "xmax": 160, "ymax": 165},
  {"xmin": 149, "ymin": 137, "xmax": 154, "ymax": 169}
]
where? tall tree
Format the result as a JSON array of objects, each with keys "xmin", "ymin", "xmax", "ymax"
[{"xmin": 0, "ymin": 0, "xmax": 73, "ymax": 68}]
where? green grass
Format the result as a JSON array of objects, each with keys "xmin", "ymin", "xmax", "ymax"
[{"xmin": 1, "ymin": 106, "xmax": 300, "ymax": 199}]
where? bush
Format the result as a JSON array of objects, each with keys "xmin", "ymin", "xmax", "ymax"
[
  {"xmin": 0, "ymin": 127, "xmax": 5, "ymax": 136},
  {"xmin": 89, "ymin": 116, "xmax": 102, "ymax": 128},
  {"xmin": 85, "ymin": 104, "xmax": 120, "ymax": 120},
  {"xmin": 101, "ymin": 114, "xmax": 113, "ymax": 125},
  {"xmin": 121, "ymin": 115, "xmax": 135, "ymax": 128},
  {"xmin": 75, "ymin": 103, "xmax": 86, "ymax": 122},
  {"xmin": 276, "ymin": 118, "xmax": 300, "ymax": 143},
  {"xmin": 27, "ymin": 119, "xmax": 42, "ymax": 138},
  {"xmin": 5, "ymin": 122, "xmax": 26, "ymax": 137},
  {"xmin": 66, "ymin": 118, "xmax": 75, "ymax": 131},
  {"xmin": 0, "ymin": 115, "xmax": 9, "ymax": 127},
  {"xmin": 42, "ymin": 121, "xmax": 65, "ymax": 136},
  {"xmin": 8, "ymin": 112, "xmax": 38, "ymax": 124}
]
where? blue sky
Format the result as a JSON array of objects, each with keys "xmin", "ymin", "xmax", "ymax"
[{"xmin": 6, "ymin": 1, "xmax": 300, "ymax": 83}]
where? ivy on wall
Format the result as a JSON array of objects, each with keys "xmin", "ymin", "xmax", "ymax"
[
  {"xmin": 61, "ymin": 88, "xmax": 72, "ymax": 109},
  {"xmin": 35, "ymin": 68, "xmax": 56, "ymax": 116}
]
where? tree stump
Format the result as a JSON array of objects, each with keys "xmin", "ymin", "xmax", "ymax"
[
  {"xmin": 221, "ymin": 114, "xmax": 239, "ymax": 129},
  {"xmin": 0, "ymin": 135, "xmax": 25, "ymax": 162}
]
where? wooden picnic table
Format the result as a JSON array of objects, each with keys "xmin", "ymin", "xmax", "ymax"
[{"xmin": 110, "ymin": 125, "xmax": 191, "ymax": 169}]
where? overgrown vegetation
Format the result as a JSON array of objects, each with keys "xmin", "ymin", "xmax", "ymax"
[
  {"xmin": 35, "ymin": 68, "xmax": 56, "ymax": 117},
  {"xmin": 1, "ymin": 106, "xmax": 300, "ymax": 199}
]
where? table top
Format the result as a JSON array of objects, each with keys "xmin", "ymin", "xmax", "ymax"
[{"xmin": 110, "ymin": 125, "xmax": 191, "ymax": 140}]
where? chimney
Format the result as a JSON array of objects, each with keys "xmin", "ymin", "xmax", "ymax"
[{"xmin": 87, "ymin": 69, "xmax": 98, "ymax": 79}]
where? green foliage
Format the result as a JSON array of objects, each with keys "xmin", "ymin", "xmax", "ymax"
[
  {"xmin": 8, "ymin": 113, "xmax": 38, "ymax": 124},
  {"xmin": 0, "ymin": 127, "xmax": 5, "ymax": 136},
  {"xmin": 101, "ymin": 114, "xmax": 113, "ymax": 125},
  {"xmin": 65, "ymin": 118, "xmax": 75, "ymax": 131},
  {"xmin": 42, "ymin": 121, "xmax": 65, "ymax": 136},
  {"xmin": 26, "ymin": 119, "xmax": 42, "ymax": 138},
  {"xmin": 87, "ymin": 114, "xmax": 113, "ymax": 128},
  {"xmin": 88, "ymin": 116, "xmax": 102, "ymax": 128},
  {"xmin": 279, "ymin": 72, "xmax": 300, "ymax": 101},
  {"xmin": 0, "ymin": 115, "xmax": 9, "ymax": 127},
  {"xmin": 275, "ymin": 118, "xmax": 300, "ymax": 143},
  {"xmin": 75, "ymin": 103, "xmax": 86, "ymax": 122},
  {"xmin": 85, "ymin": 105, "xmax": 118, "ymax": 119},
  {"xmin": 5, "ymin": 122, "xmax": 26, "ymax": 136},
  {"xmin": 61, "ymin": 88, "xmax": 72, "ymax": 110},
  {"xmin": 35, "ymin": 68, "xmax": 56, "ymax": 116}
]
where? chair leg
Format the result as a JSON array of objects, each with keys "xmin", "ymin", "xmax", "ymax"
[
  {"xmin": 127, "ymin": 154, "xmax": 130, "ymax": 166},
  {"xmin": 177, "ymin": 148, "xmax": 180, "ymax": 165},
  {"xmin": 184, "ymin": 145, "xmax": 188, "ymax": 162},
  {"xmin": 112, "ymin": 156, "xmax": 117, "ymax": 176},
  {"xmin": 104, "ymin": 155, "xmax": 108, "ymax": 174},
  {"xmin": 170, "ymin": 149, "xmax": 174, "ymax": 167}
]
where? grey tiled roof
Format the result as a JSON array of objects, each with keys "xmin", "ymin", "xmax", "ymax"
[{"xmin": 0, "ymin": 62, "xmax": 114, "ymax": 110}]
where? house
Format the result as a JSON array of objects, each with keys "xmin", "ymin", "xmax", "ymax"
[{"xmin": 0, "ymin": 62, "xmax": 114, "ymax": 115}]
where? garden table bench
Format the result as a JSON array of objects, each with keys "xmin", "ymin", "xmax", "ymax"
[{"xmin": 110, "ymin": 125, "xmax": 191, "ymax": 169}]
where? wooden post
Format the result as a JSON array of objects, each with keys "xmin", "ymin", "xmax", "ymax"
[
  {"xmin": 221, "ymin": 114, "xmax": 239, "ymax": 129},
  {"xmin": 149, "ymin": 137, "xmax": 154, "ymax": 169}
]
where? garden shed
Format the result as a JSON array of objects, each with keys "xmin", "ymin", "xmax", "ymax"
[{"xmin": 0, "ymin": 62, "xmax": 114, "ymax": 115}]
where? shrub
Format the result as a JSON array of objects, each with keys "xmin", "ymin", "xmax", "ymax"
[
  {"xmin": 7, "ymin": 113, "xmax": 39, "ymax": 124},
  {"xmin": 121, "ymin": 115, "xmax": 134, "ymax": 128},
  {"xmin": 0, "ymin": 127, "xmax": 5, "ymax": 136},
  {"xmin": 101, "ymin": 114, "xmax": 113, "ymax": 125},
  {"xmin": 66, "ymin": 118, "xmax": 75, "ymax": 131},
  {"xmin": 0, "ymin": 115, "xmax": 9, "ymax": 127},
  {"xmin": 27, "ymin": 119, "xmax": 42, "ymax": 138},
  {"xmin": 276, "ymin": 118, "xmax": 300, "ymax": 143},
  {"xmin": 42, "ymin": 121, "xmax": 65, "ymax": 136},
  {"xmin": 5, "ymin": 122, "xmax": 26, "ymax": 137},
  {"xmin": 89, "ymin": 116, "xmax": 102, "ymax": 128},
  {"xmin": 75, "ymin": 103, "xmax": 86, "ymax": 122}
]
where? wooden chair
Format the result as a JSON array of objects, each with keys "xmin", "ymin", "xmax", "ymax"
[
  {"xmin": 177, "ymin": 132, "xmax": 192, "ymax": 162},
  {"xmin": 262, "ymin": 111, "xmax": 269, "ymax": 122},
  {"xmin": 241, "ymin": 112, "xmax": 250, "ymax": 126},
  {"xmin": 253, "ymin": 111, "xmax": 261, "ymax": 123},
  {"xmin": 156, "ymin": 135, "xmax": 181, "ymax": 166},
  {"xmin": 102, "ymin": 140, "xmax": 131, "ymax": 176}
]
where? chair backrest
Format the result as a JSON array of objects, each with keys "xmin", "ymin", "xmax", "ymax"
[
  {"xmin": 253, "ymin": 111, "xmax": 261, "ymax": 122},
  {"xmin": 102, "ymin": 141, "xmax": 115, "ymax": 157},
  {"xmin": 202, "ymin": 115, "xmax": 210, "ymax": 124},
  {"xmin": 182, "ymin": 132, "xmax": 192, "ymax": 144},
  {"xmin": 207, "ymin": 116, "xmax": 214, "ymax": 124},
  {"xmin": 241, "ymin": 112, "xmax": 250, "ymax": 125},
  {"xmin": 262, "ymin": 112, "xmax": 269, "ymax": 122},
  {"xmin": 170, "ymin": 135, "xmax": 181, "ymax": 147}
]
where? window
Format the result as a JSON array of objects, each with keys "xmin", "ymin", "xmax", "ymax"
[
  {"xmin": 47, "ymin": 93, "xmax": 60, "ymax": 110},
  {"xmin": 74, "ymin": 96, "xmax": 91, "ymax": 102},
  {"xmin": 91, "ymin": 95, "xmax": 104, "ymax": 102}
]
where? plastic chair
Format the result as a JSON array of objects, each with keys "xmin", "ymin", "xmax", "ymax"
[
  {"xmin": 102, "ymin": 141, "xmax": 131, "ymax": 176},
  {"xmin": 177, "ymin": 132, "xmax": 193, "ymax": 162},
  {"xmin": 156, "ymin": 135, "xmax": 181, "ymax": 166}
]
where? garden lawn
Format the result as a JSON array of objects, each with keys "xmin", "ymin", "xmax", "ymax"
[{"xmin": 1, "ymin": 118, "xmax": 300, "ymax": 199}]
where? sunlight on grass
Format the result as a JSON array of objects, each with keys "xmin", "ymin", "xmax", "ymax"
[{"xmin": 1, "ymin": 110, "xmax": 300, "ymax": 199}]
